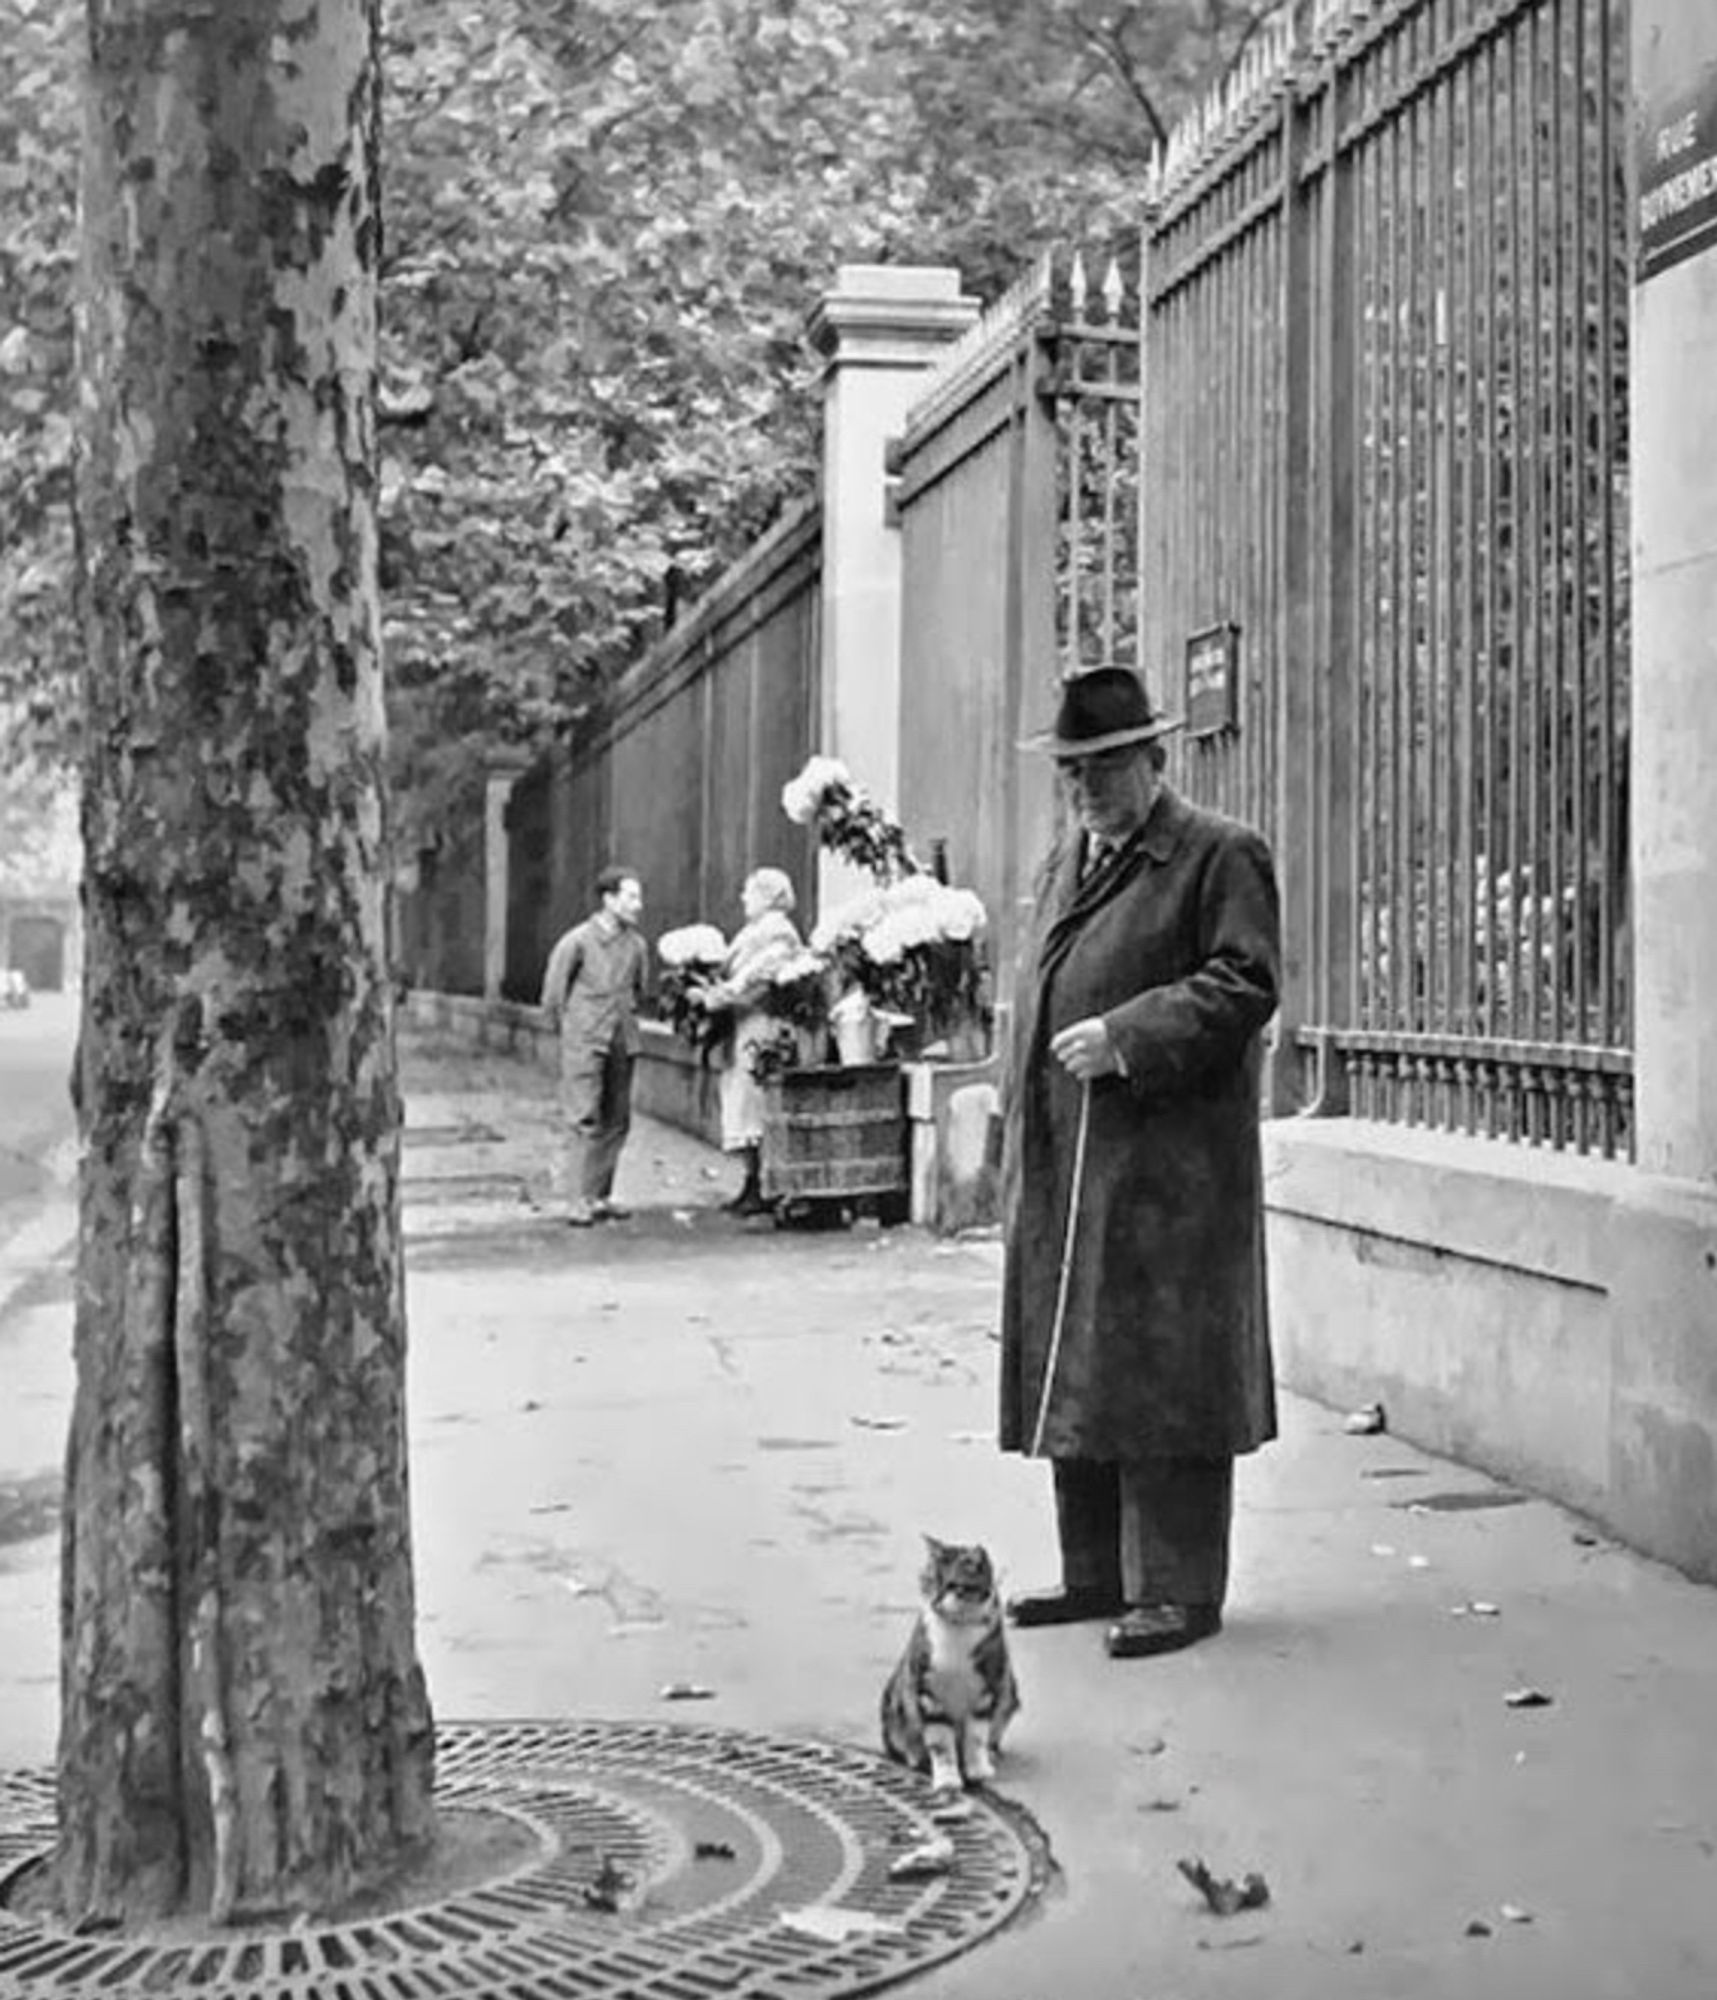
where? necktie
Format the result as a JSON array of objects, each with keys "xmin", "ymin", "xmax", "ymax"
[{"xmin": 1083, "ymin": 835, "xmax": 1112, "ymax": 882}]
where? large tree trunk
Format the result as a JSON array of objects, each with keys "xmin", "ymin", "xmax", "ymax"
[{"xmin": 58, "ymin": 0, "xmax": 435, "ymax": 1924}]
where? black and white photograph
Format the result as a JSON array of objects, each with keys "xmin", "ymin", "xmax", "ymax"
[{"xmin": 1, "ymin": 0, "xmax": 1714, "ymax": 1994}]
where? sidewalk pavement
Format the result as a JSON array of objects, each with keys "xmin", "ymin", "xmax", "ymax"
[{"xmin": 4, "ymin": 1026, "xmax": 1717, "ymax": 1998}]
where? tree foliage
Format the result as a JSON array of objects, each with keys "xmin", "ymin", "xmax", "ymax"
[
  {"xmin": 0, "ymin": 0, "xmax": 79, "ymax": 758},
  {"xmin": 3, "ymin": 0, "xmax": 1269, "ymax": 823}
]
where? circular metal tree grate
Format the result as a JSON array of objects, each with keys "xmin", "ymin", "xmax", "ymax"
[{"xmin": 0, "ymin": 1719, "xmax": 1050, "ymax": 1998}]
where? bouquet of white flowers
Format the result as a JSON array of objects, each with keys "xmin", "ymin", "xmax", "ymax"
[
  {"xmin": 761, "ymin": 949, "xmax": 831, "ymax": 1030},
  {"xmin": 781, "ymin": 755, "xmax": 917, "ymax": 883},
  {"xmin": 813, "ymin": 876, "xmax": 991, "ymax": 1054},
  {"xmin": 655, "ymin": 924, "xmax": 730, "ymax": 1054},
  {"xmin": 658, "ymin": 924, "xmax": 729, "ymax": 971}
]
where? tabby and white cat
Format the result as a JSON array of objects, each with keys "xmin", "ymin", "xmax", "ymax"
[{"xmin": 880, "ymin": 1536, "xmax": 1020, "ymax": 1795}]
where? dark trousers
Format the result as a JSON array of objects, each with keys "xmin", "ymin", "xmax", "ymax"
[
  {"xmin": 558, "ymin": 1042, "xmax": 634, "ymax": 1201},
  {"xmin": 1052, "ymin": 1456, "xmax": 1234, "ymax": 1610}
]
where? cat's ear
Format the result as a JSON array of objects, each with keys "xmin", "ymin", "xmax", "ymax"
[{"xmin": 921, "ymin": 1533, "xmax": 947, "ymax": 1559}]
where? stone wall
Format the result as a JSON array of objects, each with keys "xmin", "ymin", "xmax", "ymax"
[{"xmin": 1265, "ymin": 1119, "xmax": 1717, "ymax": 1584}]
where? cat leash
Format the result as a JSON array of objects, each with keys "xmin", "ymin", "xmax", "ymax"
[{"xmin": 1030, "ymin": 1076, "xmax": 1092, "ymax": 1456}]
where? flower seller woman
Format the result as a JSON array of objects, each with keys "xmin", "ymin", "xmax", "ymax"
[{"xmin": 695, "ymin": 867, "xmax": 804, "ymax": 1216}]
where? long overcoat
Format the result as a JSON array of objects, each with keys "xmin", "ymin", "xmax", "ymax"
[{"xmin": 999, "ymin": 785, "xmax": 1281, "ymax": 1462}]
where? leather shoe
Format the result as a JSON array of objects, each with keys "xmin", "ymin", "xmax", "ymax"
[
  {"xmin": 592, "ymin": 1199, "xmax": 631, "ymax": 1221},
  {"xmin": 1105, "ymin": 1603, "xmax": 1222, "ymax": 1659},
  {"xmin": 1006, "ymin": 1585, "xmax": 1125, "ymax": 1628}
]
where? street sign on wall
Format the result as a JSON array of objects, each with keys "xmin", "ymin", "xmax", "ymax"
[
  {"xmin": 1638, "ymin": 68, "xmax": 1717, "ymax": 282},
  {"xmin": 1185, "ymin": 623, "xmax": 1240, "ymax": 739}
]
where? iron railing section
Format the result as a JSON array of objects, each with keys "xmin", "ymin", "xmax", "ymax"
[
  {"xmin": 1140, "ymin": 0, "xmax": 1631, "ymax": 1159},
  {"xmin": 1042, "ymin": 239, "xmax": 1145, "ymax": 674},
  {"xmin": 1298, "ymin": 1027, "xmax": 1632, "ymax": 1159}
]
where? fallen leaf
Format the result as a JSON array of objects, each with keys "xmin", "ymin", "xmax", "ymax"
[
  {"xmin": 1141, "ymin": 1797, "xmax": 1182, "ymax": 1813},
  {"xmin": 1196, "ymin": 1935, "xmax": 1265, "ymax": 1952},
  {"xmin": 1499, "ymin": 1903, "xmax": 1534, "ymax": 1924},
  {"xmin": 948, "ymin": 1429, "xmax": 992, "ymax": 1445},
  {"xmin": 888, "ymin": 1835, "xmax": 956, "ymax": 1881},
  {"xmin": 659, "ymin": 1681, "xmax": 717, "ymax": 1701},
  {"xmin": 780, "ymin": 1908, "xmax": 906, "ymax": 1943},
  {"xmin": 1370, "ymin": 1543, "xmax": 1397, "ymax": 1558},
  {"xmin": 581, "ymin": 1854, "xmax": 633, "ymax": 1913},
  {"xmin": 1572, "ymin": 1530, "xmax": 1602, "ymax": 1547},
  {"xmin": 694, "ymin": 1840, "xmax": 737, "ymax": 1861},
  {"xmin": 1344, "ymin": 1402, "xmax": 1388, "ymax": 1435},
  {"xmin": 1504, "ymin": 1687, "xmax": 1554, "ymax": 1708},
  {"xmin": 1408, "ymin": 1555, "xmax": 1431, "ymax": 1570},
  {"xmin": 521, "ymin": 1399, "xmax": 543, "ymax": 1413},
  {"xmin": 1451, "ymin": 1600, "xmax": 1501, "ymax": 1618},
  {"xmin": 1465, "ymin": 1918, "xmax": 1493, "ymax": 1938},
  {"xmin": 850, "ymin": 1415, "xmax": 907, "ymax": 1431},
  {"xmin": 1128, "ymin": 1735, "xmax": 1168, "ymax": 1758},
  {"xmin": 1347, "ymin": 1940, "xmax": 1365, "ymax": 1954},
  {"xmin": 530, "ymin": 1502, "xmax": 572, "ymax": 1516},
  {"xmin": 1177, "ymin": 1857, "xmax": 1271, "ymax": 1916}
]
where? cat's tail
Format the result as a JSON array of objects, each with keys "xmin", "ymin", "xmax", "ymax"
[{"xmin": 878, "ymin": 1672, "xmax": 923, "ymax": 1772}]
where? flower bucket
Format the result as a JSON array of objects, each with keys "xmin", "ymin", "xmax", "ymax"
[
  {"xmin": 794, "ymin": 1023, "xmax": 827, "ymax": 1068},
  {"xmin": 834, "ymin": 1015, "xmax": 878, "ymax": 1066}
]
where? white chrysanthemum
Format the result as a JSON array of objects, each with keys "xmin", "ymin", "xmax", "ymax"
[
  {"xmin": 810, "ymin": 891, "xmax": 884, "ymax": 953},
  {"xmin": 771, "ymin": 949, "xmax": 827, "ymax": 986},
  {"xmin": 861, "ymin": 913, "xmax": 917, "ymax": 965},
  {"xmin": 882, "ymin": 871, "xmax": 938, "ymax": 908},
  {"xmin": 935, "ymin": 887, "xmax": 988, "ymax": 942},
  {"xmin": 657, "ymin": 923, "xmax": 729, "ymax": 969},
  {"xmin": 780, "ymin": 755, "xmax": 852, "ymax": 825}
]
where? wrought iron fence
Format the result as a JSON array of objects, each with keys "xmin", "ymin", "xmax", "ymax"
[{"xmin": 1142, "ymin": 0, "xmax": 1632, "ymax": 1157}]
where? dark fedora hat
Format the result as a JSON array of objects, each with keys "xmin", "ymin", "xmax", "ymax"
[{"xmin": 1021, "ymin": 666, "xmax": 1183, "ymax": 756}]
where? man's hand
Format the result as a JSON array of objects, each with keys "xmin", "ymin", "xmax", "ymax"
[{"xmin": 1049, "ymin": 1016, "xmax": 1121, "ymax": 1082}]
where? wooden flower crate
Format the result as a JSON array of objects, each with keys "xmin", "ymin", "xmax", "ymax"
[{"xmin": 759, "ymin": 1063, "xmax": 908, "ymax": 1201}]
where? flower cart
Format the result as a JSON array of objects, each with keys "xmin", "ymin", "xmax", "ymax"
[{"xmin": 757, "ymin": 1061, "xmax": 909, "ymax": 1210}]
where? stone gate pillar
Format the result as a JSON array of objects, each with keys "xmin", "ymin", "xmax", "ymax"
[
  {"xmin": 806, "ymin": 265, "xmax": 977, "ymax": 914},
  {"xmin": 483, "ymin": 748, "xmax": 532, "ymax": 1003},
  {"xmin": 1630, "ymin": 0, "xmax": 1717, "ymax": 1181}
]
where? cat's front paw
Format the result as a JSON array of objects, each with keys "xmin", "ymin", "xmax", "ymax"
[{"xmin": 962, "ymin": 1747, "xmax": 996, "ymax": 1785}]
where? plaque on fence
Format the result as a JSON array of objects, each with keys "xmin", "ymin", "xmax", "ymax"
[
  {"xmin": 1185, "ymin": 623, "xmax": 1240, "ymax": 739},
  {"xmin": 1638, "ymin": 70, "xmax": 1717, "ymax": 283}
]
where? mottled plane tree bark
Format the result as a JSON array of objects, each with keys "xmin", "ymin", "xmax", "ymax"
[{"xmin": 58, "ymin": 0, "xmax": 436, "ymax": 1924}]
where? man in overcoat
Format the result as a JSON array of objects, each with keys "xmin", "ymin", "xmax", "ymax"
[
  {"xmin": 999, "ymin": 667, "xmax": 1281, "ymax": 1659},
  {"xmin": 539, "ymin": 864, "xmax": 649, "ymax": 1227}
]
